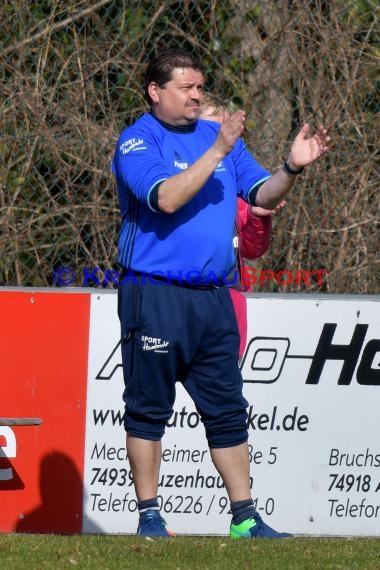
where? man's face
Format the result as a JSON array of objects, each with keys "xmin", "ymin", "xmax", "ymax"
[{"xmin": 148, "ymin": 67, "xmax": 205, "ymax": 125}]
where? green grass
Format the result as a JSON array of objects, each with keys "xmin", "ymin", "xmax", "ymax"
[{"xmin": 1, "ymin": 535, "xmax": 380, "ymax": 570}]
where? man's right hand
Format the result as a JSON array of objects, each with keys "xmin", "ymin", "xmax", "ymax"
[{"xmin": 214, "ymin": 110, "xmax": 246, "ymax": 154}]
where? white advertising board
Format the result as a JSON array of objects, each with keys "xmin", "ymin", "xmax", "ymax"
[{"xmin": 83, "ymin": 293, "xmax": 380, "ymax": 536}]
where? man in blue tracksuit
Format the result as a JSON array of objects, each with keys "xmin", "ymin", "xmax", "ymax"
[{"xmin": 113, "ymin": 47, "xmax": 330, "ymax": 538}]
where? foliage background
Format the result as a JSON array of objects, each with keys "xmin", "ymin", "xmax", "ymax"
[{"xmin": 1, "ymin": 0, "xmax": 379, "ymax": 292}]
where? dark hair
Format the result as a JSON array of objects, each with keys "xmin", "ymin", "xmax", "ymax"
[{"xmin": 144, "ymin": 48, "xmax": 204, "ymax": 104}]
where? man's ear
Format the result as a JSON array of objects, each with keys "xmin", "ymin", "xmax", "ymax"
[{"xmin": 148, "ymin": 82, "xmax": 160, "ymax": 104}]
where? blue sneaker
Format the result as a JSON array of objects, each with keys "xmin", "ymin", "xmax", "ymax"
[
  {"xmin": 137, "ymin": 509, "xmax": 174, "ymax": 538},
  {"xmin": 230, "ymin": 512, "xmax": 292, "ymax": 539}
]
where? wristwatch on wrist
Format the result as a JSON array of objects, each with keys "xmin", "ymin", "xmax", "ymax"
[{"xmin": 283, "ymin": 160, "xmax": 304, "ymax": 175}]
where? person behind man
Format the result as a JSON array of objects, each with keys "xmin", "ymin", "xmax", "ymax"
[
  {"xmin": 113, "ymin": 47, "xmax": 330, "ymax": 539},
  {"xmin": 199, "ymin": 92, "xmax": 286, "ymax": 359}
]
